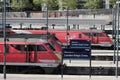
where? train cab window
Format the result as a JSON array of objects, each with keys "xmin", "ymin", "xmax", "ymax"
[
  {"xmin": 97, "ymin": 33, "xmax": 104, "ymax": 37},
  {"xmin": 36, "ymin": 45, "xmax": 47, "ymax": 51},
  {"xmin": 11, "ymin": 44, "xmax": 48, "ymax": 52},
  {"xmin": 27, "ymin": 45, "xmax": 47, "ymax": 51},
  {"xmin": 93, "ymin": 33, "xmax": 104, "ymax": 37},
  {"xmin": 46, "ymin": 43, "xmax": 55, "ymax": 51},
  {"xmin": 92, "ymin": 33, "xmax": 97, "ymax": 37},
  {"xmin": 11, "ymin": 44, "xmax": 26, "ymax": 52}
]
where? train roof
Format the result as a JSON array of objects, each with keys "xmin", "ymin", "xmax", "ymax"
[
  {"xmin": 48, "ymin": 29, "xmax": 104, "ymax": 33},
  {"xmin": 0, "ymin": 37, "xmax": 49, "ymax": 43},
  {"xmin": 0, "ymin": 29, "xmax": 105, "ymax": 34},
  {"xmin": 0, "ymin": 34, "xmax": 56, "ymax": 39},
  {"xmin": 77, "ymin": 29, "xmax": 105, "ymax": 33},
  {"xmin": 0, "ymin": 41, "xmax": 48, "ymax": 45}
]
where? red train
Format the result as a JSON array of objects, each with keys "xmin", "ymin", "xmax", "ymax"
[
  {"xmin": 0, "ymin": 31, "xmax": 63, "ymax": 73},
  {"xmin": 0, "ymin": 41, "xmax": 61, "ymax": 63},
  {"xmin": 20, "ymin": 29, "xmax": 113, "ymax": 48},
  {"xmin": 0, "ymin": 41, "xmax": 62, "ymax": 73}
]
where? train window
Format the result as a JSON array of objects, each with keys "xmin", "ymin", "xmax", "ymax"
[
  {"xmin": 93, "ymin": 33, "xmax": 104, "ymax": 37},
  {"xmin": 26, "ymin": 45, "xmax": 47, "ymax": 51},
  {"xmin": 27, "ymin": 45, "xmax": 35, "ymax": 51},
  {"xmin": 92, "ymin": 33, "xmax": 97, "ymax": 37},
  {"xmin": 11, "ymin": 44, "xmax": 26, "ymax": 52},
  {"xmin": 97, "ymin": 33, "xmax": 104, "ymax": 37},
  {"xmin": 79, "ymin": 34, "xmax": 82, "ymax": 38},
  {"xmin": 11, "ymin": 44, "xmax": 48, "ymax": 51},
  {"xmin": 36, "ymin": 45, "xmax": 47, "ymax": 51}
]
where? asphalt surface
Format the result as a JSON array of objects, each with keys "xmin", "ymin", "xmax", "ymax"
[{"xmin": 0, "ymin": 74, "xmax": 120, "ymax": 80}]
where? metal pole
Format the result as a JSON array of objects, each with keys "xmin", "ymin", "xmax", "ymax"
[
  {"xmin": 66, "ymin": 6, "xmax": 69, "ymax": 47},
  {"xmin": 113, "ymin": 5, "xmax": 117, "ymax": 64},
  {"xmin": 89, "ymin": 40, "xmax": 92, "ymax": 78},
  {"xmin": 115, "ymin": 2, "xmax": 119, "ymax": 78},
  {"xmin": 61, "ymin": 53, "xmax": 63, "ymax": 78},
  {"xmin": 46, "ymin": 4, "xmax": 49, "ymax": 40},
  {"xmin": 3, "ymin": 0, "xmax": 7, "ymax": 79},
  {"xmin": 66, "ymin": 6, "xmax": 71, "ymax": 63}
]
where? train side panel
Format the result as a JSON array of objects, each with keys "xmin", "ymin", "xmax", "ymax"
[
  {"xmin": 49, "ymin": 30, "xmax": 113, "ymax": 47},
  {"xmin": 81, "ymin": 30, "xmax": 113, "ymax": 47},
  {"xmin": 11, "ymin": 29, "xmax": 113, "ymax": 47},
  {"xmin": 0, "ymin": 42, "xmax": 61, "ymax": 68},
  {"xmin": 0, "ymin": 43, "xmax": 26, "ymax": 62},
  {"xmin": 29, "ymin": 43, "xmax": 61, "ymax": 64}
]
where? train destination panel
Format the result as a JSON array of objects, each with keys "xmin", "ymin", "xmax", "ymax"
[
  {"xmin": 62, "ymin": 48, "xmax": 91, "ymax": 60},
  {"xmin": 70, "ymin": 40, "xmax": 91, "ymax": 48}
]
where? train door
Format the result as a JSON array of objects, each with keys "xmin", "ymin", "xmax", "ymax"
[
  {"xmin": 92, "ymin": 32, "xmax": 99, "ymax": 44},
  {"xmin": 83, "ymin": 32, "xmax": 98, "ymax": 44},
  {"xmin": 26, "ymin": 44, "xmax": 30, "ymax": 62},
  {"xmin": 26, "ymin": 44, "xmax": 52, "ymax": 63},
  {"xmin": 27, "ymin": 43, "xmax": 60, "ymax": 64},
  {"xmin": 26, "ymin": 44, "xmax": 37, "ymax": 63},
  {"xmin": 36, "ymin": 43, "xmax": 60, "ymax": 63}
]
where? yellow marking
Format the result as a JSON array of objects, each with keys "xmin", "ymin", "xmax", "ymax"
[{"xmin": 54, "ymin": 51, "xmax": 62, "ymax": 60}]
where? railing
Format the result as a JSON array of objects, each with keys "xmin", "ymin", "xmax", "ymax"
[{"xmin": 0, "ymin": 9, "xmax": 113, "ymax": 18}]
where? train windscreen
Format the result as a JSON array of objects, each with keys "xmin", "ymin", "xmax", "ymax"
[
  {"xmin": 45, "ymin": 43, "xmax": 55, "ymax": 51},
  {"xmin": 92, "ymin": 33, "xmax": 104, "ymax": 37},
  {"xmin": 83, "ymin": 32, "xmax": 104, "ymax": 37}
]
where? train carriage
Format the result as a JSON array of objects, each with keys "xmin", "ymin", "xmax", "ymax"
[
  {"xmin": 0, "ymin": 41, "xmax": 62, "ymax": 73},
  {"xmin": 23, "ymin": 29, "xmax": 113, "ymax": 48}
]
